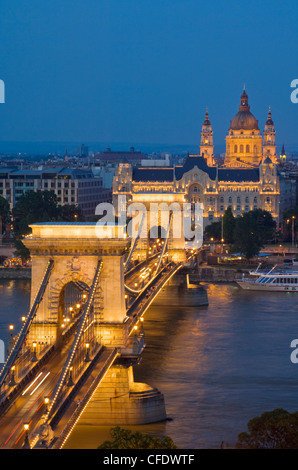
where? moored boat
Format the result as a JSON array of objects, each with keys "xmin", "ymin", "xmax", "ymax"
[{"xmin": 236, "ymin": 267, "xmax": 298, "ymax": 291}]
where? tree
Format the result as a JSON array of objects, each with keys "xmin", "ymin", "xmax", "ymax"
[
  {"xmin": 13, "ymin": 190, "xmax": 60, "ymax": 237},
  {"xmin": 0, "ymin": 195, "xmax": 10, "ymax": 238},
  {"xmin": 251, "ymin": 208, "xmax": 276, "ymax": 245},
  {"xmin": 97, "ymin": 426, "xmax": 177, "ymax": 450},
  {"xmin": 232, "ymin": 209, "xmax": 276, "ymax": 259},
  {"xmin": 0, "ymin": 195, "xmax": 9, "ymax": 221},
  {"xmin": 204, "ymin": 221, "xmax": 221, "ymax": 241},
  {"xmin": 222, "ymin": 207, "xmax": 236, "ymax": 244},
  {"xmin": 12, "ymin": 190, "xmax": 84, "ymax": 260},
  {"xmin": 237, "ymin": 408, "xmax": 298, "ymax": 449},
  {"xmin": 283, "ymin": 206, "xmax": 298, "ymax": 221},
  {"xmin": 57, "ymin": 204, "xmax": 83, "ymax": 222},
  {"xmin": 283, "ymin": 206, "xmax": 298, "ymax": 242}
]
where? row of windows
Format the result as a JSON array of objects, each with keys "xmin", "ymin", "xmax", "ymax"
[
  {"xmin": 274, "ymin": 278, "xmax": 298, "ymax": 284},
  {"xmin": 219, "ymin": 205, "xmax": 256, "ymax": 212},
  {"xmin": 197, "ymin": 196, "xmax": 271, "ymax": 205},
  {"xmin": 208, "ymin": 206, "xmax": 258, "ymax": 220},
  {"xmin": 232, "ymin": 144, "xmax": 258, "ymax": 154},
  {"xmin": 219, "ymin": 188, "xmax": 259, "ymax": 192}
]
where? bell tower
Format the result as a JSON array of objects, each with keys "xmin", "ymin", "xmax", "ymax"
[
  {"xmin": 200, "ymin": 108, "xmax": 214, "ymax": 166},
  {"xmin": 263, "ymin": 107, "xmax": 277, "ymax": 163}
]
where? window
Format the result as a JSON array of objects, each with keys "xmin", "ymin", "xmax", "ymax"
[
  {"xmin": 228, "ymin": 197, "xmax": 232, "ymax": 204},
  {"xmin": 240, "ymin": 144, "xmax": 244, "ymax": 153},
  {"xmin": 234, "ymin": 145, "xmax": 238, "ymax": 153},
  {"xmin": 246, "ymin": 144, "xmax": 250, "ymax": 153}
]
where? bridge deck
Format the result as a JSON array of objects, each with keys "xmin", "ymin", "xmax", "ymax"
[{"xmin": 50, "ymin": 347, "xmax": 119, "ymax": 449}]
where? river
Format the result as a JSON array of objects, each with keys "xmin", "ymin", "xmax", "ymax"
[{"xmin": 1, "ymin": 279, "xmax": 298, "ymax": 449}]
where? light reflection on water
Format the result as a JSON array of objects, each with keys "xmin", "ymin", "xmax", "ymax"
[{"xmin": 1, "ymin": 280, "xmax": 298, "ymax": 449}]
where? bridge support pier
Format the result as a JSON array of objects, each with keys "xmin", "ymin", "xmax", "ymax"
[
  {"xmin": 153, "ymin": 272, "xmax": 208, "ymax": 306},
  {"xmin": 77, "ymin": 364, "xmax": 166, "ymax": 425}
]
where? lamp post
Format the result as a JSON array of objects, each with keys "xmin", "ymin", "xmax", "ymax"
[
  {"xmin": 292, "ymin": 216, "xmax": 296, "ymax": 247},
  {"xmin": 84, "ymin": 343, "xmax": 91, "ymax": 362},
  {"xmin": 32, "ymin": 341, "xmax": 38, "ymax": 362},
  {"xmin": 8, "ymin": 325, "xmax": 15, "ymax": 356},
  {"xmin": 8, "ymin": 366, "xmax": 16, "ymax": 387},
  {"xmin": 44, "ymin": 396, "xmax": 50, "ymax": 413},
  {"xmin": 67, "ymin": 367, "xmax": 74, "ymax": 387},
  {"xmin": 22, "ymin": 423, "xmax": 30, "ymax": 449}
]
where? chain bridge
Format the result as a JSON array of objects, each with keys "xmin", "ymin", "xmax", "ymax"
[{"xmin": 0, "ymin": 220, "xmax": 204, "ymax": 449}]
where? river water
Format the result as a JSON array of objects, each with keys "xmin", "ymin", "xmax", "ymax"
[{"xmin": 1, "ymin": 279, "xmax": 298, "ymax": 449}]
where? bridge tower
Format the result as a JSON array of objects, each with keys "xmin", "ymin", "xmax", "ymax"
[
  {"xmin": 22, "ymin": 222, "xmax": 166, "ymax": 429},
  {"xmin": 23, "ymin": 223, "xmax": 128, "ymax": 347}
]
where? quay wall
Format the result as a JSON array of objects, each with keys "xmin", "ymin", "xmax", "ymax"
[
  {"xmin": 0, "ymin": 268, "xmax": 31, "ymax": 280},
  {"xmin": 190, "ymin": 267, "xmax": 248, "ymax": 283}
]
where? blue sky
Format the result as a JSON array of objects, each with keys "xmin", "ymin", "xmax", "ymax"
[{"xmin": 0, "ymin": 0, "xmax": 297, "ymax": 150}]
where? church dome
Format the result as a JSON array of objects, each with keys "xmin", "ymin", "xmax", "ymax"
[{"xmin": 230, "ymin": 88, "xmax": 259, "ymax": 130}]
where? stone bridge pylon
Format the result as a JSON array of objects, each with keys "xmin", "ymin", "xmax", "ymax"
[
  {"xmin": 21, "ymin": 222, "xmax": 166, "ymax": 428},
  {"xmin": 23, "ymin": 222, "xmax": 129, "ymax": 347}
]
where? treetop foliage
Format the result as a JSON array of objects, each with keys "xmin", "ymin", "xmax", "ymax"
[{"xmin": 97, "ymin": 426, "xmax": 177, "ymax": 450}]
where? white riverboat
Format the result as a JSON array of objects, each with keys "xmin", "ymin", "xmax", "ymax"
[{"xmin": 236, "ymin": 266, "xmax": 298, "ymax": 292}]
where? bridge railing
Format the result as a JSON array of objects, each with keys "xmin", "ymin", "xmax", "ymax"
[
  {"xmin": 0, "ymin": 259, "xmax": 54, "ymax": 391},
  {"xmin": 45, "ymin": 259, "xmax": 103, "ymax": 422},
  {"xmin": 50, "ymin": 347, "xmax": 119, "ymax": 449},
  {"xmin": 124, "ymin": 212, "xmax": 173, "ymax": 296},
  {"xmin": 123, "ymin": 211, "xmax": 146, "ymax": 270},
  {"xmin": 124, "ymin": 261, "xmax": 184, "ymax": 334}
]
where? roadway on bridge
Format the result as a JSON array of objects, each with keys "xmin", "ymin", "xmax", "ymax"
[
  {"xmin": 0, "ymin": 336, "xmax": 79, "ymax": 449},
  {"xmin": 125, "ymin": 255, "xmax": 163, "ymax": 292},
  {"xmin": 0, "ymin": 248, "xmax": 192, "ymax": 448}
]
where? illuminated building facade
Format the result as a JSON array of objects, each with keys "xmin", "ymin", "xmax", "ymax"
[{"xmin": 113, "ymin": 89, "xmax": 280, "ymax": 227}]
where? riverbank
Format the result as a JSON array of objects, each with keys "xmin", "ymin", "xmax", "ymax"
[
  {"xmin": 190, "ymin": 266, "xmax": 249, "ymax": 283},
  {"xmin": 0, "ymin": 267, "xmax": 31, "ymax": 279}
]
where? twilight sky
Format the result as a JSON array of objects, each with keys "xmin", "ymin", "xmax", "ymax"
[{"xmin": 0, "ymin": 0, "xmax": 297, "ymax": 151}]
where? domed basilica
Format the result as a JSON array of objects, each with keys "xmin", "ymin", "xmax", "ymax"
[
  {"xmin": 201, "ymin": 87, "xmax": 277, "ymax": 168},
  {"xmin": 113, "ymin": 88, "xmax": 281, "ymax": 228}
]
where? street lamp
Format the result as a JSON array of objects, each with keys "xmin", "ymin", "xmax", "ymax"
[
  {"xmin": 292, "ymin": 216, "xmax": 296, "ymax": 247},
  {"xmin": 44, "ymin": 396, "xmax": 50, "ymax": 412},
  {"xmin": 67, "ymin": 367, "xmax": 74, "ymax": 387},
  {"xmin": 32, "ymin": 341, "xmax": 38, "ymax": 362},
  {"xmin": 84, "ymin": 343, "xmax": 91, "ymax": 362},
  {"xmin": 8, "ymin": 325, "xmax": 15, "ymax": 356},
  {"xmin": 22, "ymin": 423, "xmax": 30, "ymax": 449},
  {"xmin": 8, "ymin": 366, "xmax": 16, "ymax": 387}
]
